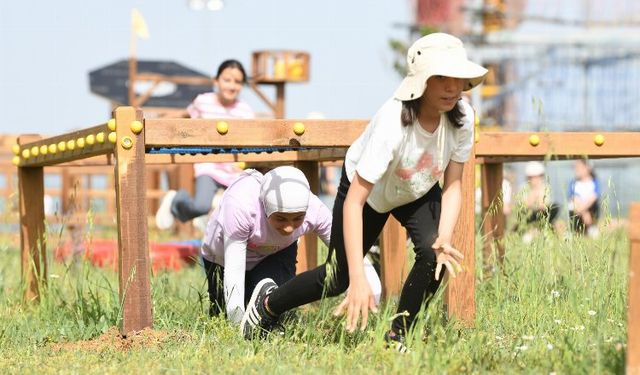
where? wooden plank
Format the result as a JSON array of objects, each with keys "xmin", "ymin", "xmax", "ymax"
[
  {"xmin": 446, "ymin": 150, "xmax": 477, "ymax": 326},
  {"xmin": 15, "ymin": 125, "xmax": 114, "ymax": 167},
  {"xmin": 144, "ymin": 118, "xmax": 368, "ymax": 148},
  {"xmin": 475, "ymin": 132, "xmax": 640, "ymax": 158},
  {"xmin": 113, "ymin": 106, "xmax": 152, "ymax": 335},
  {"xmin": 275, "ymin": 83, "xmax": 285, "ymax": 118},
  {"xmin": 379, "ymin": 216, "xmax": 407, "ymax": 299},
  {"xmin": 168, "ymin": 164, "xmax": 194, "ymax": 237},
  {"xmin": 294, "ymin": 161, "xmax": 319, "ymax": 274},
  {"xmin": 628, "ymin": 203, "xmax": 640, "ymax": 375},
  {"xmin": 481, "ymin": 163, "xmax": 505, "ymax": 269},
  {"xmin": 18, "ymin": 134, "xmax": 46, "ymax": 303}
]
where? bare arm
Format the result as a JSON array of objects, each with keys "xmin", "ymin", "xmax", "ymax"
[
  {"xmin": 438, "ymin": 161, "xmax": 464, "ymax": 242},
  {"xmin": 432, "ymin": 161, "xmax": 465, "ymax": 280}
]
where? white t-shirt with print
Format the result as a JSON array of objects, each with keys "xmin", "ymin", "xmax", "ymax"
[{"xmin": 345, "ymin": 98, "xmax": 474, "ymax": 213}]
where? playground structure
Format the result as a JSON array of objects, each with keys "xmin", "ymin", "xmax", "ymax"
[{"xmin": 12, "ymin": 111, "xmax": 640, "ymax": 372}]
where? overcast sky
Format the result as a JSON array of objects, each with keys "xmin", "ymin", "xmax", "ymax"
[{"xmin": 0, "ymin": 1, "xmax": 410, "ymax": 135}]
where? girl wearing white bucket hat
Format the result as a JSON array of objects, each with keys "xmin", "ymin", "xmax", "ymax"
[{"xmin": 241, "ymin": 33, "xmax": 487, "ymax": 350}]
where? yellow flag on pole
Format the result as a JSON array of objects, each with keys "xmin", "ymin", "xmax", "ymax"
[{"xmin": 131, "ymin": 8, "xmax": 150, "ymax": 39}]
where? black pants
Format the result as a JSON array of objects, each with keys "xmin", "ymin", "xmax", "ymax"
[
  {"xmin": 203, "ymin": 242, "xmax": 298, "ymax": 317},
  {"xmin": 268, "ymin": 166, "xmax": 444, "ymax": 335},
  {"xmin": 569, "ymin": 200, "xmax": 599, "ymax": 234},
  {"xmin": 172, "ymin": 175, "xmax": 221, "ymax": 223}
]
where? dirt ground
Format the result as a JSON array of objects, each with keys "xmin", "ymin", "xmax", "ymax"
[{"xmin": 49, "ymin": 327, "xmax": 186, "ymax": 352}]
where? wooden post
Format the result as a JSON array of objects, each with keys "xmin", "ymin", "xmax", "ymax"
[
  {"xmin": 147, "ymin": 168, "xmax": 162, "ymax": 214},
  {"xmin": 628, "ymin": 203, "xmax": 640, "ymax": 375},
  {"xmin": 275, "ymin": 83, "xmax": 285, "ymax": 118},
  {"xmin": 61, "ymin": 168, "xmax": 83, "ymax": 263},
  {"xmin": 446, "ymin": 150, "xmax": 476, "ymax": 325},
  {"xmin": 168, "ymin": 164, "xmax": 194, "ymax": 236},
  {"xmin": 113, "ymin": 107, "xmax": 152, "ymax": 335},
  {"xmin": 480, "ymin": 162, "xmax": 505, "ymax": 269},
  {"xmin": 18, "ymin": 135, "xmax": 46, "ymax": 302},
  {"xmin": 379, "ymin": 216, "xmax": 408, "ymax": 299},
  {"xmin": 294, "ymin": 161, "xmax": 319, "ymax": 274}
]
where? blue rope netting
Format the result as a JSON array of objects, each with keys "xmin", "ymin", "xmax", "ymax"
[{"xmin": 146, "ymin": 146, "xmax": 312, "ymax": 155}]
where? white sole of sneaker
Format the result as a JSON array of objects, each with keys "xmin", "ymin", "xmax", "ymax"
[
  {"xmin": 240, "ymin": 278, "xmax": 274, "ymax": 338},
  {"xmin": 155, "ymin": 190, "xmax": 177, "ymax": 230}
]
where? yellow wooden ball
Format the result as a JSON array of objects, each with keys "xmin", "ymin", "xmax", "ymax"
[
  {"xmin": 22, "ymin": 149, "xmax": 30, "ymax": 159},
  {"xmin": 58, "ymin": 141, "xmax": 66, "ymax": 152},
  {"xmin": 130, "ymin": 120, "xmax": 143, "ymax": 134},
  {"xmin": 86, "ymin": 134, "xmax": 95, "ymax": 145},
  {"xmin": 76, "ymin": 137, "xmax": 85, "ymax": 148},
  {"xmin": 96, "ymin": 132, "xmax": 105, "ymax": 143},
  {"xmin": 12, "ymin": 144, "xmax": 20, "ymax": 155},
  {"xmin": 216, "ymin": 121, "xmax": 229, "ymax": 135},
  {"xmin": 66, "ymin": 140, "xmax": 75, "ymax": 151},
  {"xmin": 108, "ymin": 132, "xmax": 117, "ymax": 144},
  {"xmin": 40, "ymin": 145, "xmax": 48, "ymax": 155},
  {"xmin": 31, "ymin": 146, "xmax": 39, "ymax": 157},
  {"xmin": 12, "ymin": 156, "xmax": 20, "ymax": 166},
  {"xmin": 48, "ymin": 144, "xmax": 57, "ymax": 154},
  {"xmin": 107, "ymin": 118, "xmax": 117, "ymax": 131},
  {"xmin": 528, "ymin": 134, "xmax": 540, "ymax": 147},
  {"xmin": 594, "ymin": 134, "xmax": 605, "ymax": 147},
  {"xmin": 293, "ymin": 122, "xmax": 305, "ymax": 136}
]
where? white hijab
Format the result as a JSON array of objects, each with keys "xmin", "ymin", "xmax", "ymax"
[{"xmin": 260, "ymin": 166, "xmax": 310, "ymax": 217}]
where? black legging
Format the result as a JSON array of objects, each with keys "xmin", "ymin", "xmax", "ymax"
[
  {"xmin": 203, "ymin": 242, "xmax": 298, "ymax": 317},
  {"xmin": 268, "ymin": 166, "xmax": 445, "ymax": 335}
]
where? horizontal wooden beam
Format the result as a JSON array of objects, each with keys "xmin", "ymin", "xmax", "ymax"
[
  {"xmin": 144, "ymin": 119, "xmax": 368, "ymax": 148},
  {"xmin": 16, "ymin": 125, "xmax": 114, "ymax": 167},
  {"xmin": 475, "ymin": 132, "xmax": 640, "ymax": 160}
]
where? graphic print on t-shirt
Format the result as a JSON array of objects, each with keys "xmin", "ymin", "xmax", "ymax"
[{"xmin": 394, "ymin": 149, "xmax": 442, "ymax": 195}]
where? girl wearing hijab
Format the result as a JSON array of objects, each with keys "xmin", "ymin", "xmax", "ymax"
[{"xmin": 200, "ymin": 166, "xmax": 332, "ymax": 324}]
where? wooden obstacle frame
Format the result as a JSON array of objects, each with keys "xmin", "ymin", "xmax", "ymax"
[{"xmin": 14, "ymin": 110, "xmax": 640, "ymax": 371}]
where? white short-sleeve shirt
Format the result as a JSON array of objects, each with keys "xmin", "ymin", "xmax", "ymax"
[{"xmin": 344, "ymin": 98, "xmax": 474, "ymax": 213}]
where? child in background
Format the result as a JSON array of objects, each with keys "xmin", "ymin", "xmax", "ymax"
[
  {"xmin": 568, "ymin": 158, "xmax": 600, "ymax": 237},
  {"xmin": 517, "ymin": 161, "xmax": 559, "ymax": 242},
  {"xmin": 240, "ymin": 33, "xmax": 487, "ymax": 351},
  {"xmin": 156, "ymin": 59, "xmax": 254, "ymax": 230}
]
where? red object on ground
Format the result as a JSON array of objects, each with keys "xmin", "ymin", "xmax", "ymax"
[{"xmin": 54, "ymin": 239, "xmax": 200, "ymax": 272}]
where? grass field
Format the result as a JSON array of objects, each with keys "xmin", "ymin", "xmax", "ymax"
[{"xmin": 0, "ymin": 222, "xmax": 630, "ymax": 374}]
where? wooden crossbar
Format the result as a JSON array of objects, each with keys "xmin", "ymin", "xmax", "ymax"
[{"xmin": 476, "ymin": 132, "xmax": 640, "ymax": 162}]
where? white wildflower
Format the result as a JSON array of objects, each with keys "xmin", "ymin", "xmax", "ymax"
[
  {"xmin": 522, "ymin": 335, "xmax": 535, "ymax": 341},
  {"xmin": 547, "ymin": 343, "xmax": 554, "ymax": 350},
  {"xmin": 516, "ymin": 345, "xmax": 528, "ymax": 351},
  {"xmin": 554, "ymin": 319, "xmax": 562, "ymax": 324},
  {"xmin": 588, "ymin": 310, "xmax": 596, "ymax": 316},
  {"xmin": 551, "ymin": 290, "xmax": 560, "ymax": 298}
]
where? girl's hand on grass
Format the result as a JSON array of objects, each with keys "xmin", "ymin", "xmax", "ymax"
[
  {"xmin": 432, "ymin": 239, "xmax": 464, "ymax": 281},
  {"xmin": 333, "ymin": 275, "xmax": 378, "ymax": 333}
]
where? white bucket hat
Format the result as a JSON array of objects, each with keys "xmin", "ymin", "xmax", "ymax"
[
  {"xmin": 260, "ymin": 166, "xmax": 310, "ymax": 217},
  {"xmin": 394, "ymin": 33, "xmax": 488, "ymax": 101}
]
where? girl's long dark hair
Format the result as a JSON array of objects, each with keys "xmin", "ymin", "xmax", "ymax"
[{"xmin": 400, "ymin": 98, "xmax": 465, "ymax": 128}]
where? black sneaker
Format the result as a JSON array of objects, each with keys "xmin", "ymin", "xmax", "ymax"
[
  {"xmin": 384, "ymin": 331, "xmax": 409, "ymax": 353},
  {"xmin": 240, "ymin": 278, "xmax": 278, "ymax": 339}
]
